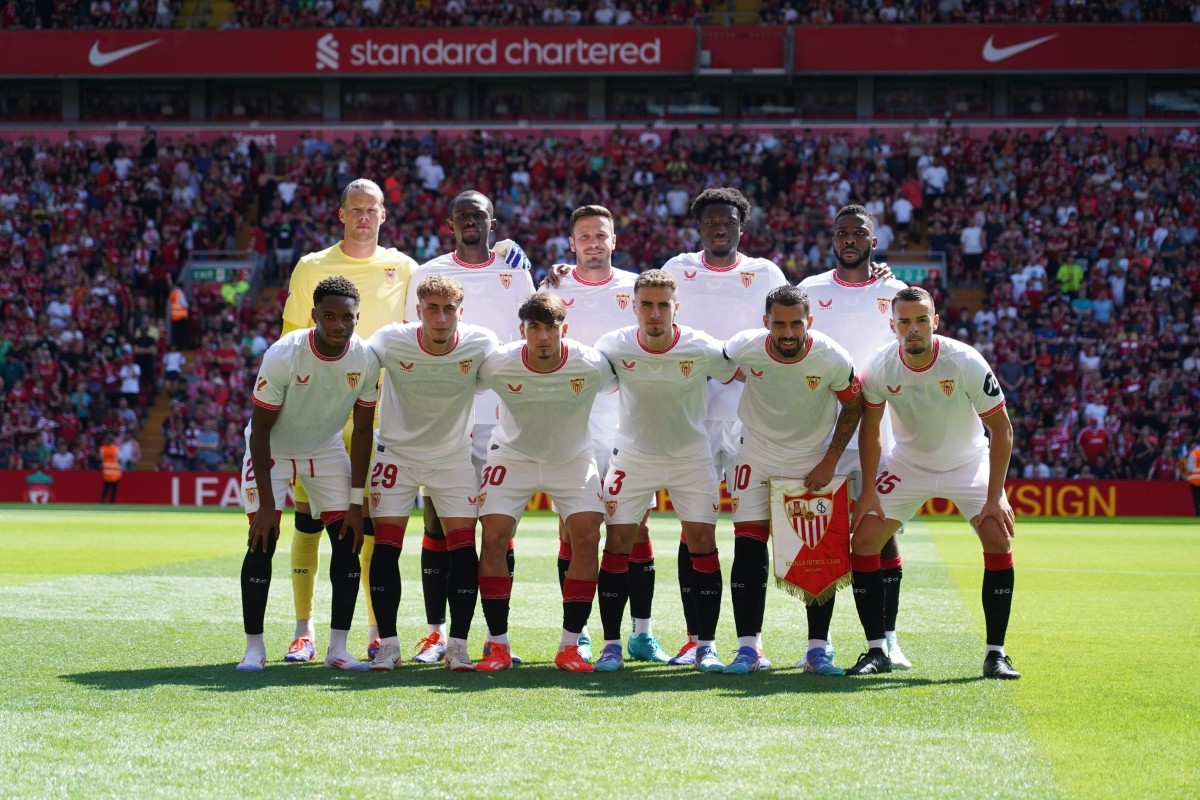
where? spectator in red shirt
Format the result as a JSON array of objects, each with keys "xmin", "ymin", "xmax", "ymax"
[{"xmin": 1076, "ymin": 417, "xmax": 1112, "ymax": 465}]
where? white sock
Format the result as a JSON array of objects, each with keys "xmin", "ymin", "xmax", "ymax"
[
  {"xmin": 987, "ymin": 645, "xmax": 1006, "ymax": 656},
  {"xmin": 807, "ymin": 639, "xmax": 827, "ymax": 654},
  {"xmin": 448, "ymin": 636, "xmax": 467, "ymax": 650},
  {"xmin": 559, "ymin": 628, "xmax": 578, "ymax": 649},
  {"xmin": 428, "ymin": 623, "xmax": 446, "ymax": 637},
  {"xmin": 868, "ymin": 638, "xmax": 887, "ymax": 652},
  {"xmin": 579, "ymin": 624, "xmax": 591, "ymax": 640},
  {"xmin": 244, "ymin": 633, "xmax": 265, "ymax": 657},
  {"xmin": 737, "ymin": 635, "xmax": 756, "ymax": 650},
  {"xmin": 294, "ymin": 619, "xmax": 315, "ymax": 640},
  {"xmin": 697, "ymin": 639, "xmax": 716, "ymax": 650},
  {"xmin": 885, "ymin": 630, "xmax": 897, "ymax": 639},
  {"xmin": 380, "ymin": 635, "xmax": 400, "ymax": 651},
  {"xmin": 329, "ymin": 629, "xmax": 349, "ymax": 653},
  {"xmin": 755, "ymin": 632, "xmax": 764, "ymax": 649},
  {"xmin": 489, "ymin": 632, "xmax": 510, "ymax": 647},
  {"xmin": 826, "ymin": 639, "xmax": 835, "ymax": 651},
  {"xmin": 632, "ymin": 618, "xmax": 652, "ymax": 636}
]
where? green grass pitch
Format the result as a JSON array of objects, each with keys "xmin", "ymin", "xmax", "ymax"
[{"xmin": 0, "ymin": 506, "xmax": 1196, "ymax": 798}]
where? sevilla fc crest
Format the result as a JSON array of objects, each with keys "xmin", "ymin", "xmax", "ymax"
[
  {"xmin": 940, "ymin": 379, "xmax": 956, "ymax": 397},
  {"xmin": 499, "ymin": 273, "xmax": 513, "ymax": 290},
  {"xmin": 740, "ymin": 272, "xmax": 754, "ymax": 288},
  {"xmin": 459, "ymin": 359, "xmax": 473, "ymax": 375},
  {"xmin": 730, "ymin": 497, "xmax": 740, "ymax": 514},
  {"xmin": 370, "ymin": 491, "xmax": 381, "ymax": 510},
  {"xmin": 678, "ymin": 360, "xmax": 694, "ymax": 378},
  {"xmin": 346, "ymin": 371, "xmax": 361, "ymax": 389},
  {"xmin": 569, "ymin": 378, "xmax": 585, "ymax": 395},
  {"xmin": 877, "ymin": 297, "xmax": 890, "ymax": 314},
  {"xmin": 245, "ymin": 486, "xmax": 258, "ymax": 505},
  {"xmin": 805, "ymin": 375, "xmax": 821, "ymax": 391},
  {"xmin": 605, "ymin": 499, "xmax": 619, "ymax": 517},
  {"xmin": 477, "ymin": 491, "xmax": 487, "ymax": 509},
  {"xmin": 384, "ymin": 268, "xmax": 397, "ymax": 283},
  {"xmin": 783, "ymin": 492, "xmax": 833, "ymax": 549},
  {"xmin": 615, "ymin": 293, "xmax": 630, "ymax": 311}
]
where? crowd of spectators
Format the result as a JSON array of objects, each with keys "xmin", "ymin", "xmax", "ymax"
[
  {"xmin": 1, "ymin": 119, "xmax": 1197, "ymax": 481},
  {"xmin": 4, "ymin": 0, "xmax": 1198, "ymax": 29}
]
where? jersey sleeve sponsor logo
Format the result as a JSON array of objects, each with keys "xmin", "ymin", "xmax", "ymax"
[
  {"xmin": 458, "ymin": 359, "xmax": 473, "ymax": 375},
  {"xmin": 983, "ymin": 372, "xmax": 1001, "ymax": 397},
  {"xmin": 384, "ymin": 268, "xmax": 397, "ymax": 283},
  {"xmin": 876, "ymin": 297, "xmax": 890, "ymax": 314},
  {"xmin": 887, "ymin": 383, "xmax": 902, "ymax": 395},
  {"xmin": 506, "ymin": 383, "xmax": 523, "ymax": 394},
  {"xmin": 399, "ymin": 360, "xmax": 414, "ymax": 371},
  {"xmin": 346, "ymin": 371, "xmax": 362, "ymax": 389},
  {"xmin": 740, "ymin": 272, "xmax": 754, "ymax": 288},
  {"xmin": 499, "ymin": 273, "xmax": 512, "ymax": 290},
  {"xmin": 615, "ymin": 293, "xmax": 630, "ymax": 310},
  {"xmin": 940, "ymin": 379, "xmax": 956, "ymax": 397},
  {"xmin": 296, "ymin": 374, "xmax": 311, "ymax": 385},
  {"xmin": 805, "ymin": 375, "xmax": 822, "ymax": 391},
  {"xmin": 621, "ymin": 358, "xmax": 636, "ymax": 370},
  {"xmin": 569, "ymin": 377, "xmax": 586, "ymax": 394},
  {"xmin": 256, "ymin": 377, "xmax": 269, "ymax": 392},
  {"xmin": 818, "ymin": 298, "xmax": 833, "ymax": 309},
  {"xmin": 683, "ymin": 270, "xmax": 698, "ymax": 280},
  {"xmin": 678, "ymin": 360, "xmax": 694, "ymax": 378}
]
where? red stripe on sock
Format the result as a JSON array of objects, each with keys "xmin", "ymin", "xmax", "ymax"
[
  {"xmin": 629, "ymin": 540, "xmax": 653, "ymax": 563},
  {"xmin": 984, "ymin": 551, "xmax": 1014, "ymax": 571},
  {"xmin": 507, "ymin": 539, "xmax": 515, "ymax": 552},
  {"xmin": 445, "ymin": 527, "xmax": 475, "ymax": 551},
  {"xmin": 691, "ymin": 552, "xmax": 721, "ymax": 573},
  {"xmin": 851, "ymin": 553, "xmax": 881, "ymax": 572},
  {"xmin": 319, "ymin": 510, "xmax": 345, "ymax": 527},
  {"xmin": 562, "ymin": 578, "xmax": 597, "ymax": 603},
  {"xmin": 601, "ymin": 551, "xmax": 630, "ymax": 574},
  {"xmin": 478, "ymin": 575, "xmax": 512, "ymax": 600},
  {"xmin": 422, "ymin": 533, "xmax": 448, "ymax": 552},
  {"xmin": 375, "ymin": 523, "xmax": 405, "ymax": 549},
  {"xmin": 880, "ymin": 556, "xmax": 903, "ymax": 570},
  {"xmin": 558, "ymin": 540, "xmax": 573, "ymax": 560},
  {"xmin": 733, "ymin": 523, "xmax": 770, "ymax": 543}
]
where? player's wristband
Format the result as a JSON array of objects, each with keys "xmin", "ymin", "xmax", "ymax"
[{"xmin": 349, "ymin": 487, "xmax": 365, "ymax": 506}]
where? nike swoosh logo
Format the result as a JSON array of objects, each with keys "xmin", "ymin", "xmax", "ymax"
[
  {"xmin": 88, "ymin": 39, "xmax": 161, "ymax": 67},
  {"xmin": 981, "ymin": 34, "xmax": 1056, "ymax": 63}
]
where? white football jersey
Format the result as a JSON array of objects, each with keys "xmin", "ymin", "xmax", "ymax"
[
  {"xmin": 477, "ymin": 338, "xmax": 617, "ymax": 464},
  {"xmin": 368, "ymin": 321, "xmax": 499, "ymax": 468},
  {"xmin": 595, "ymin": 324, "xmax": 739, "ymax": 462},
  {"xmin": 860, "ymin": 335, "xmax": 1006, "ymax": 472},
  {"xmin": 663, "ymin": 251, "xmax": 788, "ymax": 420},
  {"xmin": 249, "ymin": 329, "xmax": 380, "ymax": 459},
  {"xmin": 548, "ymin": 267, "xmax": 639, "ymax": 441},
  {"xmin": 723, "ymin": 328, "xmax": 859, "ymax": 463},
  {"xmin": 406, "ymin": 251, "xmax": 537, "ymax": 424}
]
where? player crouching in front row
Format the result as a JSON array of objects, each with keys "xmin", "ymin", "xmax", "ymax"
[{"xmin": 237, "ymin": 276, "xmax": 380, "ymax": 672}]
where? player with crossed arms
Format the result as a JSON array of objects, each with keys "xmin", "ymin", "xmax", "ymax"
[{"xmin": 237, "ymin": 276, "xmax": 380, "ymax": 673}]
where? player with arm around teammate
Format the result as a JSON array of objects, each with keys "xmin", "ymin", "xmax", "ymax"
[
  {"xmin": 847, "ymin": 286, "xmax": 1020, "ymax": 679},
  {"xmin": 237, "ymin": 276, "xmax": 380, "ymax": 672},
  {"xmin": 348, "ymin": 275, "xmax": 500, "ymax": 672},
  {"xmin": 471, "ymin": 292, "xmax": 616, "ymax": 673},
  {"xmin": 591, "ymin": 270, "xmax": 740, "ymax": 673},
  {"xmin": 722, "ymin": 285, "xmax": 864, "ymax": 675}
]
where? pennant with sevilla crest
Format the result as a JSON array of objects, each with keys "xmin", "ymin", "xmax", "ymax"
[{"xmin": 769, "ymin": 475, "xmax": 851, "ymax": 605}]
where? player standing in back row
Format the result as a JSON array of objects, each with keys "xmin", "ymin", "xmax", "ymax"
[{"xmin": 662, "ymin": 188, "xmax": 788, "ymax": 667}]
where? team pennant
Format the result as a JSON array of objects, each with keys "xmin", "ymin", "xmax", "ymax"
[{"xmin": 769, "ymin": 476, "xmax": 851, "ymax": 605}]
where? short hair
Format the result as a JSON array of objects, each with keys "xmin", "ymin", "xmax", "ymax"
[
  {"xmin": 690, "ymin": 187, "xmax": 751, "ymax": 224},
  {"xmin": 416, "ymin": 274, "xmax": 465, "ymax": 303},
  {"xmin": 765, "ymin": 285, "xmax": 810, "ymax": 316},
  {"xmin": 313, "ymin": 275, "xmax": 360, "ymax": 306},
  {"xmin": 634, "ymin": 269, "xmax": 677, "ymax": 294},
  {"xmin": 518, "ymin": 292, "xmax": 567, "ymax": 326},
  {"xmin": 835, "ymin": 204, "xmax": 876, "ymax": 233},
  {"xmin": 450, "ymin": 190, "xmax": 494, "ymax": 218},
  {"xmin": 339, "ymin": 179, "xmax": 384, "ymax": 208},
  {"xmin": 892, "ymin": 285, "xmax": 935, "ymax": 310},
  {"xmin": 570, "ymin": 204, "xmax": 614, "ymax": 234}
]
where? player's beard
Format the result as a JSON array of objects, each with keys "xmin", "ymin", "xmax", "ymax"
[
  {"xmin": 772, "ymin": 336, "xmax": 802, "ymax": 359},
  {"xmin": 837, "ymin": 245, "xmax": 872, "ymax": 273},
  {"xmin": 903, "ymin": 335, "xmax": 929, "ymax": 356},
  {"xmin": 706, "ymin": 236, "xmax": 737, "ymax": 259},
  {"xmin": 458, "ymin": 226, "xmax": 484, "ymax": 246}
]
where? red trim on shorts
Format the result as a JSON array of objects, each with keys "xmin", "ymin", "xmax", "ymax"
[
  {"xmin": 880, "ymin": 555, "xmax": 903, "ymax": 570},
  {"xmin": 690, "ymin": 552, "xmax": 721, "ymax": 573},
  {"xmin": 629, "ymin": 541, "xmax": 654, "ymax": 563},
  {"xmin": 600, "ymin": 551, "xmax": 630, "ymax": 573},
  {"xmin": 562, "ymin": 578, "xmax": 597, "ymax": 603},
  {"xmin": 637, "ymin": 325, "xmax": 681, "ymax": 354},
  {"xmin": 733, "ymin": 523, "xmax": 770, "ymax": 543},
  {"xmin": 851, "ymin": 553, "xmax": 881, "ymax": 572},
  {"xmin": 558, "ymin": 540, "xmax": 573, "ymax": 560},
  {"xmin": 308, "ymin": 329, "xmax": 350, "ymax": 362},
  {"xmin": 478, "ymin": 575, "xmax": 512, "ymax": 600},
  {"xmin": 445, "ymin": 527, "xmax": 475, "ymax": 551},
  {"xmin": 979, "ymin": 400, "xmax": 1007, "ymax": 418},
  {"xmin": 451, "ymin": 252, "xmax": 498, "ymax": 269},
  {"xmin": 422, "ymin": 533, "xmax": 448, "ymax": 552},
  {"xmin": 319, "ymin": 511, "xmax": 345, "ymax": 527},
  {"xmin": 984, "ymin": 551, "xmax": 1014, "ymax": 571},
  {"xmin": 375, "ymin": 523, "xmax": 406, "ymax": 549}
]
